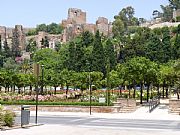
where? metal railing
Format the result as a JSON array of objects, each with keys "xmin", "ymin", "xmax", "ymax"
[{"xmin": 149, "ymin": 95, "xmax": 160, "ymax": 113}]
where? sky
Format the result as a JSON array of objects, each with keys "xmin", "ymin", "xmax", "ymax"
[{"xmin": 0, "ymin": 0, "xmax": 169, "ymax": 28}]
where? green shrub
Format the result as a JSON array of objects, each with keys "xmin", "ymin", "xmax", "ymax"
[
  {"xmin": 3, "ymin": 110, "xmax": 15, "ymax": 127},
  {"xmin": 0, "ymin": 105, "xmax": 16, "ymax": 127},
  {"xmin": 0, "ymin": 106, "xmax": 5, "ymax": 127},
  {"xmin": 0, "ymin": 100, "xmax": 108, "ymax": 106}
]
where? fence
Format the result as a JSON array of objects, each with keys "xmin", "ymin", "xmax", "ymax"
[{"xmin": 149, "ymin": 95, "xmax": 160, "ymax": 113}]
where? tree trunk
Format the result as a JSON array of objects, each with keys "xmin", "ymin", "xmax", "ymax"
[
  {"xmin": 166, "ymin": 87, "xmax": 168, "ymax": 98},
  {"xmin": 18, "ymin": 88, "xmax": 21, "ymax": 94},
  {"xmin": 147, "ymin": 84, "xmax": 150, "ymax": 102},
  {"xmin": 54, "ymin": 86, "xmax": 57, "ymax": 95},
  {"xmin": 119, "ymin": 85, "xmax": 122, "ymax": 97},
  {"xmin": 13, "ymin": 85, "xmax": 15, "ymax": 92},
  {"xmin": 8, "ymin": 87, "xmax": 10, "ymax": 93},
  {"xmin": 10, "ymin": 86, "xmax": 13, "ymax": 92},
  {"xmin": 140, "ymin": 83, "xmax": 143, "ymax": 104},
  {"xmin": 30, "ymin": 85, "xmax": 32, "ymax": 95},
  {"xmin": 133, "ymin": 81, "xmax": 136, "ymax": 98},
  {"xmin": 5, "ymin": 87, "xmax": 7, "ymax": 93},
  {"xmin": 24, "ymin": 86, "xmax": 26, "ymax": 94},
  {"xmin": 66, "ymin": 85, "xmax": 69, "ymax": 99},
  {"xmin": 177, "ymin": 89, "xmax": 179, "ymax": 100},
  {"xmin": 128, "ymin": 83, "xmax": 131, "ymax": 98},
  {"xmin": 157, "ymin": 84, "xmax": 160, "ymax": 97},
  {"xmin": 163, "ymin": 81, "xmax": 165, "ymax": 98}
]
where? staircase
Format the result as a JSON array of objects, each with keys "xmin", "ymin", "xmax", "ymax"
[
  {"xmin": 112, "ymin": 98, "xmax": 137, "ymax": 113},
  {"xmin": 169, "ymin": 99, "xmax": 180, "ymax": 115}
]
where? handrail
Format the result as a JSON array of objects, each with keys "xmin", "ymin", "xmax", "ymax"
[{"xmin": 149, "ymin": 95, "xmax": 160, "ymax": 113}]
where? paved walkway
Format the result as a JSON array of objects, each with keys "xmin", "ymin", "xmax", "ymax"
[{"xmin": 2, "ymin": 100, "xmax": 180, "ymax": 135}]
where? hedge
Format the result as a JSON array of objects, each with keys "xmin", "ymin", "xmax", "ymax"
[{"xmin": 0, "ymin": 100, "xmax": 110, "ymax": 106}]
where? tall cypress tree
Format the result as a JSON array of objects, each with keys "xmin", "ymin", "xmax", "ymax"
[
  {"xmin": 12, "ymin": 27, "xmax": 21, "ymax": 57},
  {"xmin": 161, "ymin": 27, "xmax": 171, "ymax": 63},
  {"xmin": 91, "ymin": 30, "xmax": 105, "ymax": 74},
  {"xmin": 0, "ymin": 35, "xmax": 2, "ymax": 53},
  {"xmin": 75, "ymin": 39, "xmax": 84, "ymax": 72},
  {"xmin": 172, "ymin": 25, "xmax": 180, "ymax": 60},
  {"xmin": 146, "ymin": 33, "xmax": 163, "ymax": 63},
  {"xmin": 104, "ymin": 39, "xmax": 117, "ymax": 71},
  {"xmin": 67, "ymin": 41, "xmax": 76, "ymax": 71},
  {"xmin": 3, "ymin": 39, "xmax": 11, "ymax": 58}
]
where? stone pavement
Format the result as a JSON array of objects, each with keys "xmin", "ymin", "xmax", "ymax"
[
  {"xmin": 2, "ymin": 124, "xmax": 180, "ymax": 135},
  {"xmin": 1, "ymin": 100, "xmax": 180, "ymax": 135}
]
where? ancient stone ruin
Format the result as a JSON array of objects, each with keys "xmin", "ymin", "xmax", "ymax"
[
  {"xmin": 0, "ymin": 8, "xmax": 112, "ymax": 52},
  {"xmin": 62, "ymin": 8, "xmax": 112, "ymax": 42}
]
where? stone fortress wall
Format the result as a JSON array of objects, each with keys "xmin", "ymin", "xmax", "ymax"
[
  {"xmin": 1, "ymin": 8, "xmax": 180, "ymax": 51},
  {"xmin": 0, "ymin": 8, "xmax": 112, "ymax": 50}
]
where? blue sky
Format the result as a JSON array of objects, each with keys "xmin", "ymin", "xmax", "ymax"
[{"xmin": 0, "ymin": 0, "xmax": 169, "ymax": 27}]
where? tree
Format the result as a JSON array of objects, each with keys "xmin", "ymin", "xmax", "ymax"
[
  {"xmin": 161, "ymin": 27, "xmax": 172, "ymax": 63},
  {"xmin": 26, "ymin": 38, "xmax": 37, "ymax": 53},
  {"xmin": 169, "ymin": 0, "xmax": 180, "ymax": 10},
  {"xmin": 26, "ymin": 28, "xmax": 37, "ymax": 36},
  {"xmin": 160, "ymin": 5, "xmax": 173, "ymax": 22},
  {"xmin": 173, "ymin": 59, "xmax": 180, "ymax": 99},
  {"xmin": 126, "ymin": 57, "xmax": 153, "ymax": 104},
  {"xmin": 159, "ymin": 64, "xmax": 173, "ymax": 98},
  {"xmin": 33, "ymin": 48, "xmax": 58, "ymax": 69},
  {"xmin": 12, "ymin": 26, "xmax": 21, "ymax": 57},
  {"xmin": 36, "ymin": 24, "xmax": 47, "ymax": 32},
  {"xmin": 112, "ymin": 18, "xmax": 125, "ymax": 38},
  {"xmin": 146, "ymin": 32, "xmax": 163, "ymax": 62},
  {"xmin": 172, "ymin": 25, "xmax": 180, "ymax": 60},
  {"xmin": 118, "ymin": 6, "xmax": 138, "ymax": 28},
  {"xmin": 67, "ymin": 41, "xmax": 76, "ymax": 71},
  {"xmin": 36, "ymin": 23, "xmax": 63, "ymax": 34},
  {"xmin": 0, "ymin": 35, "xmax": 2, "ymax": 53},
  {"xmin": 81, "ymin": 31, "xmax": 94, "ymax": 47},
  {"xmin": 47, "ymin": 23, "xmax": 63, "ymax": 34},
  {"xmin": 91, "ymin": 30, "xmax": 105, "ymax": 74},
  {"xmin": 74, "ymin": 38, "xmax": 84, "ymax": 72},
  {"xmin": 3, "ymin": 39, "xmax": 11, "ymax": 58},
  {"xmin": 60, "ymin": 69, "xmax": 74, "ymax": 98},
  {"xmin": 104, "ymin": 39, "xmax": 117, "ymax": 71}
]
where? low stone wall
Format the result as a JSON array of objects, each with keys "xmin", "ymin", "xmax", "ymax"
[
  {"xmin": 113, "ymin": 98, "xmax": 137, "ymax": 113},
  {"xmin": 169, "ymin": 99, "xmax": 180, "ymax": 114},
  {"xmin": 116, "ymin": 98, "xmax": 136, "ymax": 107},
  {"xmin": 4, "ymin": 105, "xmax": 113, "ymax": 113}
]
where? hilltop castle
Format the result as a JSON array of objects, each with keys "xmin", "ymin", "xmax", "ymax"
[{"xmin": 0, "ymin": 8, "xmax": 112, "ymax": 52}]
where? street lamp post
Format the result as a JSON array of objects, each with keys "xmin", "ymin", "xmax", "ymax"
[
  {"xmin": 41, "ymin": 65, "xmax": 44, "ymax": 94},
  {"xmin": 89, "ymin": 72, "xmax": 92, "ymax": 115},
  {"xmin": 34, "ymin": 63, "xmax": 40, "ymax": 124}
]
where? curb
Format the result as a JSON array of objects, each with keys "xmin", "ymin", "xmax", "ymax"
[{"xmin": 0, "ymin": 124, "xmax": 43, "ymax": 131}]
